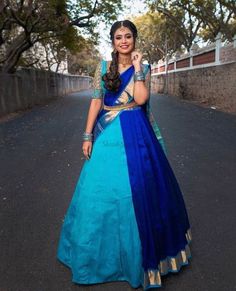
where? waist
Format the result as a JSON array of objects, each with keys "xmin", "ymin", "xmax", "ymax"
[{"xmin": 103, "ymin": 101, "xmax": 139, "ymax": 111}]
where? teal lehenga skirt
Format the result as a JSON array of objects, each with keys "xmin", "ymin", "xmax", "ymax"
[{"xmin": 57, "ymin": 64, "xmax": 192, "ymax": 290}]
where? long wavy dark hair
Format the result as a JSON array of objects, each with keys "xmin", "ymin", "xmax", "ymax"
[{"xmin": 102, "ymin": 20, "xmax": 138, "ymax": 92}]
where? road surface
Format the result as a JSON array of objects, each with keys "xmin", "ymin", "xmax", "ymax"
[{"xmin": 0, "ymin": 90, "xmax": 236, "ymax": 291}]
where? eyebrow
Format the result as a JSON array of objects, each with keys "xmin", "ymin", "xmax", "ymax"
[{"xmin": 115, "ymin": 33, "xmax": 132, "ymax": 37}]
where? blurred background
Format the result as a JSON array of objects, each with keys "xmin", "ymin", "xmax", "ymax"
[{"xmin": 1, "ymin": 0, "xmax": 235, "ymax": 76}]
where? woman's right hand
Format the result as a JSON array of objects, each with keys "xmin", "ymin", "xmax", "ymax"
[{"xmin": 82, "ymin": 141, "xmax": 93, "ymax": 160}]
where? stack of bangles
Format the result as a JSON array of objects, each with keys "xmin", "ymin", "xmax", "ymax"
[
  {"xmin": 134, "ymin": 70, "xmax": 145, "ymax": 82},
  {"xmin": 83, "ymin": 132, "xmax": 93, "ymax": 142}
]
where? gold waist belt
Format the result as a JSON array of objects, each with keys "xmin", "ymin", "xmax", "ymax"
[{"xmin": 103, "ymin": 101, "xmax": 139, "ymax": 111}]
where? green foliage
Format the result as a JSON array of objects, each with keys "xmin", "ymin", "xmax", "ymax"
[
  {"xmin": 67, "ymin": 36, "xmax": 100, "ymax": 75},
  {"xmin": 146, "ymin": 0, "xmax": 203, "ymax": 51},
  {"xmin": 58, "ymin": 26, "xmax": 85, "ymax": 53},
  {"xmin": 68, "ymin": 50, "xmax": 100, "ymax": 76},
  {"xmin": 0, "ymin": 0, "xmax": 122, "ymax": 73},
  {"xmin": 193, "ymin": 0, "xmax": 236, "ymax": 41},
  {"xmin": 67, "ymin": 0, "xmax": 122, "ymax": 27},
  {"xmin": 146, "ymin": 0, "xmax": 236, "ymax": 45},
  {"xmin": 133, "ymin": 12, "xmax": 184, "ymax": 64}
]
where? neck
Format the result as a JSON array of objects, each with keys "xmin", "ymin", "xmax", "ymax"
[{"xmin": 118, "ymin": 53, "xmax": 132, "ymax": 67}]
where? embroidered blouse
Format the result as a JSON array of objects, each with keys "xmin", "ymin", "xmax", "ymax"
[{"xmin": 91, "ymin": 60, "xmax": 151, "ymax": 100}]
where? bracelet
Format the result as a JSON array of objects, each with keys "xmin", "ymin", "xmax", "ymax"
[
  {"xmin": 83, "ymin": 132, "xmax": 93, "ymax": 141},
  {"xmin": 134, "ymin": 70, "xmax": 145, "ymax": 82}
]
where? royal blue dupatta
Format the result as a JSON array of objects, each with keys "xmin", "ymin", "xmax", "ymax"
[
  {"xmin": 92, "ymin": 60, "xmax": 191, "ymax": 288},
  {"xmin": 93, "ymin": 60, "xmax": 167, "ymax": 156}
]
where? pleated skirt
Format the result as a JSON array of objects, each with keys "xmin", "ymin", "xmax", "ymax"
[{"xmin": 57, "ymin": 106, "xmax": 192, "ymax": 290}]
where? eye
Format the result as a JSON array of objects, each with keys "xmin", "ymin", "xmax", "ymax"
[
  {"xmin": 116, "ymin": 36, "xmax": 122, "ymax": 40},
  {"xmin": 126, "ymin": 35, "xmax": 132, "ymax": 39}
]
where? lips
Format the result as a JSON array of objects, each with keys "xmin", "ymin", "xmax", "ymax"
[{"xmin": 120, "ymin": 45, "xmax": 129, "ymax": 49}]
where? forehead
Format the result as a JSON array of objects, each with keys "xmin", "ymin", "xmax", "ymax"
[{"xmin": 114, "ymin": 26, "xmax": 133, "ymax": 36}]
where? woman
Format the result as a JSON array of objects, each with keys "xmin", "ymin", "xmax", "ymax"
[{"xmin": 57, "ymin": 20, "xmax": 192, "ymax": 290}]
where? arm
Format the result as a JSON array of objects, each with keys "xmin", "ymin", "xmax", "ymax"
[
  {"xmin": 133, "ymin": 63, "xmax": 150, "ymax": 105},
  {"xmin": 84, "ymin": 98, "xmax": 102, "ymax": 134},
  {"xmin": 85, "ymin": 61, "xmax": 104, "ymax": 133},
  {"xmin": 82, "ymin": 61, "xmax": 103, "ymax": 159}
]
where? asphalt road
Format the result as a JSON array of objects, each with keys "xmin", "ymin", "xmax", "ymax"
[{"xmin": 0, "ymin": 90, "xmax": 236, "ymax": 291}]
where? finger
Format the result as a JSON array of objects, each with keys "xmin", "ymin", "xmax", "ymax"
[
  {"xmin": 88, "ymin": 145, "xmax": 92, "ymax": 157},
  {"xmin": 85, "ymin": 147, "xmax": 89, "ymax": 158},
  {"xmin": 86, "ymin": 146, "xmax": 91, "ymax": 159},
  {"xmin": 87, "ymin": 149, "xmax": 90, "ymax": 159},
  {"xmin": 82, "ymin": 148, "xmax": 88, "ymax": 159}
]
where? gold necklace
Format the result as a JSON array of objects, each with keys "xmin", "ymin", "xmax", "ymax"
[{"xmin": 118, "ymin": 56, "xmax": 132, "ymax": 68}]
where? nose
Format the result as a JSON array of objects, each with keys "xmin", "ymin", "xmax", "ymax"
[{"xmin": 121, "ymin": 36, "xmax": 127, "ymax": 43}]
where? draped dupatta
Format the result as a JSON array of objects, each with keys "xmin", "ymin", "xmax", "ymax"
[
  {"xmin": 92, "ymin": 60, "xmax": 192, "ymax": 289},
  {"xmin": 93, "ymin": 60, "xmax": 167, "ymax": 156},
  {"xmin": 92, "ymin": 62, "xmax": 136, "ymax": 142},
  {"xmin": 143, "ymin": 64, "xmax": 167, "ymax": 155}
]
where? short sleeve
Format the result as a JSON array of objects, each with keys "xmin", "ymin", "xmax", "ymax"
[{"xmin": 91, "ymin": 61, "xmax": 103, "ymax": 99}]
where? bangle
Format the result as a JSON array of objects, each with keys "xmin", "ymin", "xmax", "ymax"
[
  {"xmin": 134, "ymin": 70, "xmax": 145, "ymax": 82},
  {"xmin": 83, "ymin": 132, "xmax": 93, "ymax": 141}
]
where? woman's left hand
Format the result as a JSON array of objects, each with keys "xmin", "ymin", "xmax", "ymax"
[{"xmin": 131, "ymin": 51, "xmax": 142, "ymax": 67}]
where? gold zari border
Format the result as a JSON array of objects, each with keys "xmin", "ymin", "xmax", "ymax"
[
  {"xmin": 143, "ymin": 228, "xmax": 192, "ymax": 290},
  {"xmin": 103, "ymin": 101, "xmax": 139, "ymax": 111}
]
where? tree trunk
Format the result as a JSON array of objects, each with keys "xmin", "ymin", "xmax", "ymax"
[{"xmin": 0, "ymin": 33, "xmax": 33, "ymax": 73}]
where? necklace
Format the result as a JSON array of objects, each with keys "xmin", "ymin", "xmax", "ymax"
[{"xmin": 118, "ymin": 55, "xmax": 132, "ymax": 68}]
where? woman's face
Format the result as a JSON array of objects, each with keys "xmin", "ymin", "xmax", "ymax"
[{"xmin": 113, "ymin": 26, "xmax": 135, "ymax": 55}]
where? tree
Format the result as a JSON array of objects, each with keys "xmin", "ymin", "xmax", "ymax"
[
  {"xmin": 133, "ymin": 12, "xmax": 184, "ymax": 64},
  {"xmin": 173, "ymin": 0, "xmax": 236, "ymax": 42},
  {"xmin": 147, "ymin": 0, "xmax": 203, "ymax": 52},
  {"xmin": 146, "ymin": 0, "xmax": 236, "ymax": 45},
  {"xmin": 0, "ymin": 0, "xmax": 122, "ymax": 73},
  {"xmin": 19, "ymin": 37, "xmax": 68, "ymax": 73},
  {"xmin": 16, "ymin": 25, "xmax": 86, "ymax": 72},
  {"xmin": 67, "ymin": 39, "xmax": 100, "ymax": 76}
]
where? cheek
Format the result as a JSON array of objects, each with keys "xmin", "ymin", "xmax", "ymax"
[
  {"xmin": 113, "ymin": 40, "xmax": 119, "ymax": 49},
  {"xmin": 129, "ymin": 37, "xmax": 134, "ymax": 45},
  {"xmin": 130, "ymin": 40, "xmax": 135, "ymax": 49}
]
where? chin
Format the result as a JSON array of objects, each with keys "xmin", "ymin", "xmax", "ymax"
[{"xmin": 118, "ymin": 48, "xmax": 133, "ymax": 54}]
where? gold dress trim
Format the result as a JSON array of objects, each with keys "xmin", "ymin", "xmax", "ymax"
[
  {"xmin": 103, "ymin": 101, "xmax": 139, "ymax": 111},
  {"xmin": 143, "ymin": 228, "xmax": 192, "ymax": 290}
]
